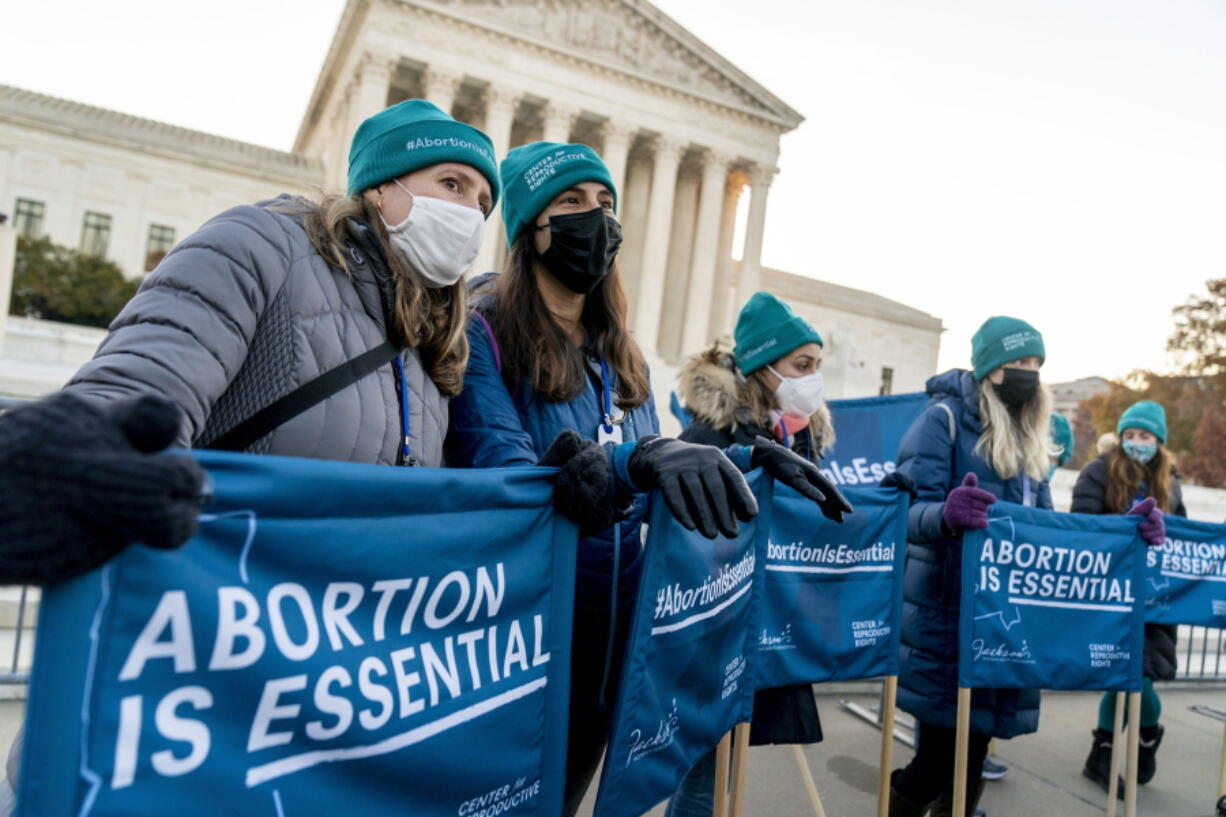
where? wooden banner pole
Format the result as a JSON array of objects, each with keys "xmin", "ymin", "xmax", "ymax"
[
  {"xmin": 1106, "ymin": 690, "xmax": 1125, "ymax": 817},
  {"xmin": 714, "ymin": 731, "xmax": 732, "ymax": 817},
  {"xmin": 1123, "ymin": 691, "xmax": 1141, "ymax": 817},
  {"xmin": 793, "ymin": 745, "xmax": 828, "ymax": 817},
  {"xmin": 729, "ymin": 723, "xmax": 751, "ymax": 817},
  {"xmin": 876, "ymin": 675, "xmax": 899, "ymax": 817},
  {"xmin": 953, "ymin": 687, "xmax": 971, "ymax": 817}
]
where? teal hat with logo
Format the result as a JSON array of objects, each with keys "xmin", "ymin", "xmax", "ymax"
[
  {"xmin": 1117, "ymin": 400, "xmax": 1167, "ymax": 444},
  {"xmin": 733, "ymin": 292, "xmax": 824, "ymax": 375},
  {"xmin": 1050, "ymin": 413, "xmax": 1074, "ymax": 466},
  {"xmin": 500, "ymin": 141, "xmax": 617, "ymax": 246},
  {"xmin": 971, "ymin": 316, "xmax": 1046, "ymax": 380},
  {"xmin": 346, "ymin": 99, "xmax": 500, "ymax": 207}
]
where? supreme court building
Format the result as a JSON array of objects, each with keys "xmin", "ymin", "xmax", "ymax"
[{"xmin": 0, "ymin": 0, "xmax": 942, "ymax": 407}]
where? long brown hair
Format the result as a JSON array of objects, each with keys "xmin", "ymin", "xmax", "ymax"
[
  {"xmin": 1104, "ymin": 444, "xmax": 1175, "ymax": 513},
  {"xmin": 289, "ymin": 193, "xmax": 468, "ymax": 395},
  {"xmin": 488, "ymin": 232, "xmax": 649, "ymax": 407}
]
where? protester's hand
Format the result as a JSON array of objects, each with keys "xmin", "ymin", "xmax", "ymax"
[
  {"xmin": 628, "ymin": 436, "xmax": 758, "ymax": 539},
  {"xmin": 540, "ymin": 429, "xmax": 623, "ymax": 537},
  {"xmin": 942, "ymin": 473, "xmax": 995, "ymax": 534},
  {"xmin": 1127, "ymin": 497, "xmax": 1166, "ymax": 546},
  {"xmin": 0, "ymin": 392, "xmax": 205, "ymax": 585},
  {"xmin": 879, "ymin": 470, "xmax": 918, "ymax": 500},
  {"xmin": 750, "ymin": 436, "xmax": 853, "ymax": 523}
]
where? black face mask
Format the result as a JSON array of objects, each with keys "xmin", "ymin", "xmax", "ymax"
[
  {"xmin": 992, "ymin": 367, "xmax": 1040, "ymax": 406},
  {"xmin": 537, "ymin": 207, "xmax": 623, "ymax": 295}
]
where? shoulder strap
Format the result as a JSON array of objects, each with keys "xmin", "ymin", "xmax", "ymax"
[
  {"xmin": 935, "ymin": 401, "xmax": 957, "ymax": 443},
  {"xmin": 471, "ymin": 310, "xmax": 502, "ymax": 375},
  {"xmin": 204, "ymin": 341, "xmax": 398, "ymax": 452}
]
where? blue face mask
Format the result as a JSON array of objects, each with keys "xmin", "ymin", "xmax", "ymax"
[{"xmin": 1123, "ymin": 440, "xmax": 1157, "ymax": 465}]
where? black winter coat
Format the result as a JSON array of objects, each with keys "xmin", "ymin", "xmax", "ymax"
[
  {"xmin": 680, "ymin": 416, "xmax": 824, "ymax": 746},
  {"xmin": 1071, "ymin": 455, "xmax": 1185, "ymax": 680}
]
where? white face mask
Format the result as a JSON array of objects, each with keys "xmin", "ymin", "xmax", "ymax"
[
  {"xmin": 381, "ymin": 179, "xmax": 485, "ymax": 288},
  {"xmin": 768, "ymin": 365, "xmax": 824, "ymax": 418}
]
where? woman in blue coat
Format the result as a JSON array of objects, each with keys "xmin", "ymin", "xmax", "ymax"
[
  {"xmin": 447, "ymin": 142, "xmax": 843, "ymax": 816},
  {"xmin": 889, "ymin": 316, "xmax": 1055, "ymax": 817}
]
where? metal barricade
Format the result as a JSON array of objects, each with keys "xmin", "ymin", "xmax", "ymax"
[
  {"xmin": 1177, "ymin": 625, "xmax": 1226, "ymax": 682},
  {"xmin": 0, "ymin": 585, "xmax": 33, "ymax": 687}
]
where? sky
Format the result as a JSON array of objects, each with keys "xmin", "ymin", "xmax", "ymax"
[{"xmin": 2, "ymin": 0, "xmax": 1224, "ymax": 383}]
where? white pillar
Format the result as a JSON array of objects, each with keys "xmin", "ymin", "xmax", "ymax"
[
  {"xmin": 542, "ymin": 101, "xmax": 580, "ymax": 144},
  {"xmin": 709, "ymin": 173, "xmax": 746, "ymax": 338},
  {"xmin": 633, "ymin": 135, "xmax": 686, "ymax": 354},
  {"xmin": 343, "ymin": 50, "xmax": 399, "ymax": 191},
  {"xmin": 600, "ymin": 121, "xmax": 636, "ymax": 200},
  {"xmin": 421, "ymin": 66, "xmax": 464, "ymax": 115},
  {"xmin": 735, "ymin": 164, "xmax": 777, "ymax": 310},
  {"xmin": 0, "ymin": 220, "xmax": 15, "ymax": 357},
  {"xmin": 618, "ymin": 155, "xmax": 653, "ymax": 311},
  {"xmin": 472, "ymin": 84, "xmax": 521, "ymax": 275},
  {"xmin": 657, "ymin": 169, "xmax": 700, "ymax": 361},
  {"xmin": 682, "ymin": 151, "xmax": 733, "ymax": 355}
]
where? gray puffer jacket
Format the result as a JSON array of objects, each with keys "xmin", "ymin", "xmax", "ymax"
[{"xmin": 65, "ymin": 196, "xmax": 448, "ymax": 466}]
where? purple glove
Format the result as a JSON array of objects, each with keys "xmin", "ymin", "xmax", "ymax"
[
  {"xmin": 1128, "ymin": 497, "xmax": 1166, "ymax": 546},
  {"xmin": 942, "ymin": 473, "xmax": 996, "ymax": 534}
]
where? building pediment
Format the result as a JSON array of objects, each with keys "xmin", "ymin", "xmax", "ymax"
[{"xmin": 404, "ymin": 0, "xmax": 803, "ymax": 128}]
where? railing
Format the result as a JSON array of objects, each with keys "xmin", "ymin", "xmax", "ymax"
[
  {"xmin": 1, "ymin": 585, "xmax": 33, "ymax": 687},
  {"xmin": 1177, "ymin": 625, "xmax": 1226, "ymax": 682}
]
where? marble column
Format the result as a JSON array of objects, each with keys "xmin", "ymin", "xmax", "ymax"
[
  {"xmin": 681, "ymin": 151, "xmax": 733, "ymax": 355},
  {"xmin": 708, "ymin": 173, "xmax": 746, "ymax": 338},
  {"xmin": 633, "ymin": 135, "xmax": 686, "ymax": 353},
  {"xmin": 421, "ymin": 66, "xmax": 464, "ymax": 115},
  {"xmin": 341, "ymin": 50, "xmax": 398, "ymax": 190},
  {"xmin": 542, "ymin": 101, "xmax": 580, "ymax": 144},
  {"xmin": 657, "ymin": 168, "xmax": 700, "ymax": 361},
  {"xmin": 472, "ymin": 84, "xmax": 521, "ymax": 275},
  {"xmin": 599, "ymin": 121, "xmax": 636, "ymax": 200},
  {"xmin": 617, "ymin": 155, "xmax": 653, "ymax": 310},
  {"xmin": 734, "ymin": 164, "xmax": 777, "ymax": 311}
]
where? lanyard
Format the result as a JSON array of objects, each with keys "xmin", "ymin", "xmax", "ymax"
[
  {"xmin": 391, "ymin": 356, "xmax": 415, "ymax": 466},
  {"xmin": 598, "ymin": 357, "xmax": 614, "ymax": 434},
  {"xmin": 1022, "ymin": 475, "xmax": 1033, "ymax": 507}
]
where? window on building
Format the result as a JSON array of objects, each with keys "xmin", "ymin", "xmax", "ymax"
[
  {"xmin": 13, "ymin": 198, "xmax": 45, "ymax": 237},
  {"xmin": 145, "ymin": 223, "xmax": 176, "ymax": 271},
  {"xmin": 879, "ymin": 366, "xmax": 895, "ymax": 396},
  {"xmin": 79, "ymin": 211, "xmax": 112, "ymax": 257}
]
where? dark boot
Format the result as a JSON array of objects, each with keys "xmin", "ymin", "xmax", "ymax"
[
  {"xmin": 1082, "ymin": 728, "xmax": 1115, "ymax": 790},
  {"xmin": 1137, "ymin": 724, "xmax": 1163, "ymax": 785},
  {"xmin": 928, "ymin": 777, "xmax": 986, "ymax": 817},
  {"xmin": 888, "ymin": 769, "xmax": 930, "ymax": 817}
]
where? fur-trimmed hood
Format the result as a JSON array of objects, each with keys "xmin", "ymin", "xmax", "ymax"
[{"xmin": 677, "ymin": 345, "xmax": 743, "ymax": 431}]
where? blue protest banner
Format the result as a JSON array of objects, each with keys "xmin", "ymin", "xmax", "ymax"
[
  {"xmin": 1146, "ymin": 515, "xmax": 1226, "ymax": 628},
  {"xmin": 592, "ymin": 471, "xmax": 772, "ymax": 817},
  {"xmin": 958, "ymin": 503, "xmax": 1146, "ymax": 692},
  {"xmin": 757, "ymin": 485, "xmax": 908, "ymax": 687},
  {"xmin": 822, "ymin": 393, "xmax": 927, "ymax": 489},
  {"xmin": 18, "ymin": 451, "xmax": 576, "ymax": 817}
]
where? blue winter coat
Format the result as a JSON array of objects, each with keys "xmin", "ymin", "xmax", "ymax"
[
  {"xmin": 444, "ymin": 305, "xmax": 660, "ymax": 574},
  {"xmin": 895, "ymin": 369, "xmax": 1051, "ymax": 738}
]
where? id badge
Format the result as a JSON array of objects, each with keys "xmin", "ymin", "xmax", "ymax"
[{"xmin": 597, "ymin": 421, "xmax": 623, "ymax": 445}]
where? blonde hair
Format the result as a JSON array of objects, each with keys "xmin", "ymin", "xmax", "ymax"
[
  {"xmin": 284, "ymin": 193, "xmax": 469, "ymax": 395},
  {"xmin": 974, "ymin": 379, "xmax": 1057, "ymax": 482},
  {"xmin": 741, "ymin": 367, "xmax": 837, "ymax": 455}
]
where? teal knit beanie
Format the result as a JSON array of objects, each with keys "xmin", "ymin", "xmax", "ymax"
[
  {"xmin": 500, "ymin": 142, "xmax": 617, "ymax": 246},
  {"xmin": 1050, "ymin": 413, "xmax": 1074, "ymax": 466},
  {"xmin": 733, "ymin": 292, "xmax": 824, "ymax": 375},
  {"xmin": 1117, "ymin": 400, "xmax": 1167, "ymax": 443},
  {"xmin": 971, "ymin": 316, "xmax": 1046, "ymax": 380},
  {"xmin": 346, "ymin": 99, "xmax": 500, "ymax": 207}
]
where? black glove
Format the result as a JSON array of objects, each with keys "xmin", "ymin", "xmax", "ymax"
[
  {"xmin": 628, "ymin": 435, "xmax": 758, "ymax": 539},
  {"xmin": 750, "ymin": 436, "xmax": 854, "ymax": 523},
  {"xmin": 879, "ymin": 470, "xmax": 918, "ymax": 501},
  {"xmin": 0, "ymin": 392, "xmax": 206, "ymax": 585},
  {"xmin": 539, "ymin": 430, "xmax": 627, "ymax": 538}
]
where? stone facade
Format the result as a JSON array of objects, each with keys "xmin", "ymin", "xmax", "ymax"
[{"xmin": 0, "ymin": 0, "xmax": 945, "ymax": 406}]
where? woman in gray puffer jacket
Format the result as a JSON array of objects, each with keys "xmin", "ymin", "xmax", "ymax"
[{"xmin": 0, "ymin": 99, "xmax": 501, "ymax": 815}]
